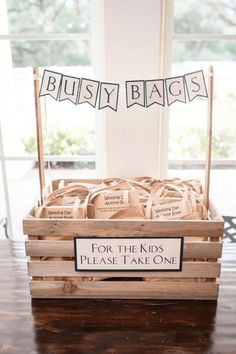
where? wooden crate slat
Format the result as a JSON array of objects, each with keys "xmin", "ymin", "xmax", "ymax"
[
  {"xmin": 29, "ymin": 280, "xmax": 219, "ymax": 300},
  {"xmin": 28, "ymin": 260, "xmax": 220, "ymax": 278},
  {"xmin": 23, "ymin": 218, "xmax": 224, "ymax": 237},
  {"xmin": 26, "ymin": 235, "xmax": 217, "ymax": 241},
  {"xmin": 26, "ymin": 240, "xmax": 222, "ymax": 258}
]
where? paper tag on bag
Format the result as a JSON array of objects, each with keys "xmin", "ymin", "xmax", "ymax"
[
  {"xmin": 151, "ymin": 200, "xmax": 192, "ymax": 220},
  {"xmin": 42, "ymin": 206, "xmax": 84, "ymax": 219},
  {"xmin": 93, "ymin": 190, "xmax": 134, "ymax": 219}
]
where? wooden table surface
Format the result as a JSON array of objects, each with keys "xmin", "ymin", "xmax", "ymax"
[{"xmin": 0, "ymin": 241, "xmax": 235, "ymax": 354}]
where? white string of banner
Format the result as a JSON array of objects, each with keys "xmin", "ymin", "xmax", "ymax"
[{"xmin": 39, "ymin": 69, "xmax": 208, "ymax": 111}]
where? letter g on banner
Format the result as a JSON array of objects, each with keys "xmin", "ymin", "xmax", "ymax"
[
  {"xmin": 39, "ymin": 70, "xmax": 62, "ymax": 101},
  {"xmin": 165, "ymin": 75, "xmax": 186, "ymax": 106},
  {"xmin": 126, "ymin": 80, "xmax": 145, "ymax": 108}
]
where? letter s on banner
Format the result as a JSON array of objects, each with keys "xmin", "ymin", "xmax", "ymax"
[
  {"xmin": 126, "ymin": 80, "xmax": 145, "ymax": 108},
  {"xmin": 39, "ymin": 70, "xmax": 62, "ymax": 101},
  {"xmin": 165, "ymin": 76, "xmax": 186, "ymax": 106},
  {"xmin": 184, "ymin": 70, "xmax": 208, "ymax": 102},
  {"xmin": 78, "ymin": 78, "xmax": 100, "ymax": 108}
]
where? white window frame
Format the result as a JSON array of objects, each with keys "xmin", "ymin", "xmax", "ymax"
[
  {"xmin": 0, "ymin": 29, "xmax": 94, "ymax": 239},
  {"xmin": 171, "ymin": 6, "xmax": 236, "ymax": 169},
  {"xmin": 0, "ymin": 0, "xmax": 174, "ymax": 238}
]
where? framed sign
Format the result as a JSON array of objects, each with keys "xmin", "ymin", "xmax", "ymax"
[{"xmin": 74, "ymin": 237, "xmax": 183, "ymax": 272}]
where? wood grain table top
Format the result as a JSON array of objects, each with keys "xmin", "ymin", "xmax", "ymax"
[{"xmin": 0, "ymin": 240, "xmax": 235, "ymax": 354}]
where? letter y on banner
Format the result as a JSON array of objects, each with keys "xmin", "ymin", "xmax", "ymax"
[
  {"xmin": 126, "ymin": 80, "xmax": 145, "ymax": 108},
  {"xmin": 184, "ymin": 70, "xmax": 208, "ymax": 102},
  {"xmin": 99, "ymin": 82, "xmax": 119, "ymax": 111},
  {"xmin": 39, "ymin": 70, "xmax": 62, "ymax": 101}
]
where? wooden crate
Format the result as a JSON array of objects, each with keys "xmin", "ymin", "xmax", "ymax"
[{"xmin": 23, "ymin": 179, "xmax": 224, "ymax": 300}]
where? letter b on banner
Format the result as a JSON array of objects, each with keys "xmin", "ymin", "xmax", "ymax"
[
  {"xmin": 39, "ymin": 70, "xmax": 62, "ymax": 100},
  {"xmin": 126, "ymin": 80, "xmax": 145, "ymax": 108}
]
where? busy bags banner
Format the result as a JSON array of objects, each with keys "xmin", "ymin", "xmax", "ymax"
[{"xmin": 39, "ymin": 69, "xmax": 208, "ymax": 111}]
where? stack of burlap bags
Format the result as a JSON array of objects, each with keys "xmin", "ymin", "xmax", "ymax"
[{"xmin": 35, "ymin": 177, "xmax": 208, "ymax": 221}]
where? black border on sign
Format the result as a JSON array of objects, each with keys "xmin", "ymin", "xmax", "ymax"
[{"xmin": 74, "ymin": 236, "xmax": 184, "ymax": 272}]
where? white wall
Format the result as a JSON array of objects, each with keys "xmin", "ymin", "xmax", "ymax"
[{"xmin": 93, "ymin": 0, "xmax": 173, "ymax": 178}]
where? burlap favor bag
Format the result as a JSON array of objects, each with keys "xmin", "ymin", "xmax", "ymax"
[
  {"xmin": 181, "ymin": 192, "xmax": 208, "ymax": 220},
  {"xmin": 35, "ymin": 184, "xmax": 89, "ymax": 219},
  {"xmin": 36, "ymin": 197, "xmax": 84, "ymax": 219},
  {"xmin": 145, "ymin": 184, "xmax": 193, "ymax": 220},
  {"xmin": 93, "ymin": 189, "xmax": 139, "ymax": 219},
  {"xmin": 84, "ymin": 180, "xmax": 148, "ymax": 219}
]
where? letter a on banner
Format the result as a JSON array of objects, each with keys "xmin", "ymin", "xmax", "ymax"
[
  {"xmin": 126, "ymin": 80, "xmax": 145, "ymax": 108},
  {"xmin": 99, "ymin": 82, "xmax": 119, "ymax": 111},
  {"xmin": 78, "ymin": 78, "xmax": 100, "ymax": 108},
  {"xmin": 59, "ymin": 75, "xmax": 80, "ymax": 104},
  {"xmin": 184, "ymin": 70, "xmax": 208, "ymax": 102},
  {"xmin": 145, "ymin": 79, "xmax": 165, "ymax": 107},
  {"xmin": 165, "ymin": 76, "xmax": 186, "ymax": 106},
  {"xmin": 39, "ymin": 70, "xmax": 62, "ymax": 100}
]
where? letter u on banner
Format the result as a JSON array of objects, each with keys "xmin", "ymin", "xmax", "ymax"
[
  {"xmin": 39, "ymin": 70, "xmax": 62, "ymax": 100},
  {"xmin": 165, "ymin": 76, "xmax": 186, "ymax": 106},
  {"xmin": 184, "ymin": 70, "xmax": 208, "ymax": 102},
  {"xmin": 59, "ymin": 75, "xmax": 80, "ymax": 104},
  {"xmin": 126, "ymin": 80, "xmax": 145, "ymax": 108}
]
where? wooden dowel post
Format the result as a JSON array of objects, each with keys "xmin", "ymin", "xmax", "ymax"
[
  {"xmin": 33, "ymin": 67, "xmax": 45, "ymax": 205},
  {"xmin": 204, "ymin": 66, "xmax": 214, "ymax": 210}
]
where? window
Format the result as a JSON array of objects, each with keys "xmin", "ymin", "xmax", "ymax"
[
  {"xmin": 0, "ymin": 0, "xmax": 95, "ymax": 238},
  {"xmin": 169, "ymin": 0, "xmax": 236, "ymax": 216},
  {"xmin": 170, "ymin": 0, "xmax": 236, "ymax": 161}
]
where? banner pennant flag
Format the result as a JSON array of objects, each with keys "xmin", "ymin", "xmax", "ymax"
[
  {"xmin": 165, "ymin": 76, "xmax": 186, "ymax": 106},
  {"xmin": 126, "ymin": 80, "xmax": 145, "ymax": 108},
  {"xmin": 39, "ymin": 70, "xmax": 62, "ymax": 101},
  {"xmin": 78, "ymin": 78, "xmax": 100, "ymax": 108},
  {"xmin": 99, "ymin": 82, "xmax": 120, "ymax": 111},
  {"xmin": 145, "ymin": 79, "xmax": 165, "ymax": 107},
  {"xmin": 59, "ymin": 75, "xmax": 80, "ymax": 105},
  {"xmin": 184, "ymin": 70, "xmax": 208, "ymax": 102}
]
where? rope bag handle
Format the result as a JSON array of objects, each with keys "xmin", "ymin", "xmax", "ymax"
[{"xmin": 145, "ymin": 183, "xmax": 189, "ymax": 219}]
